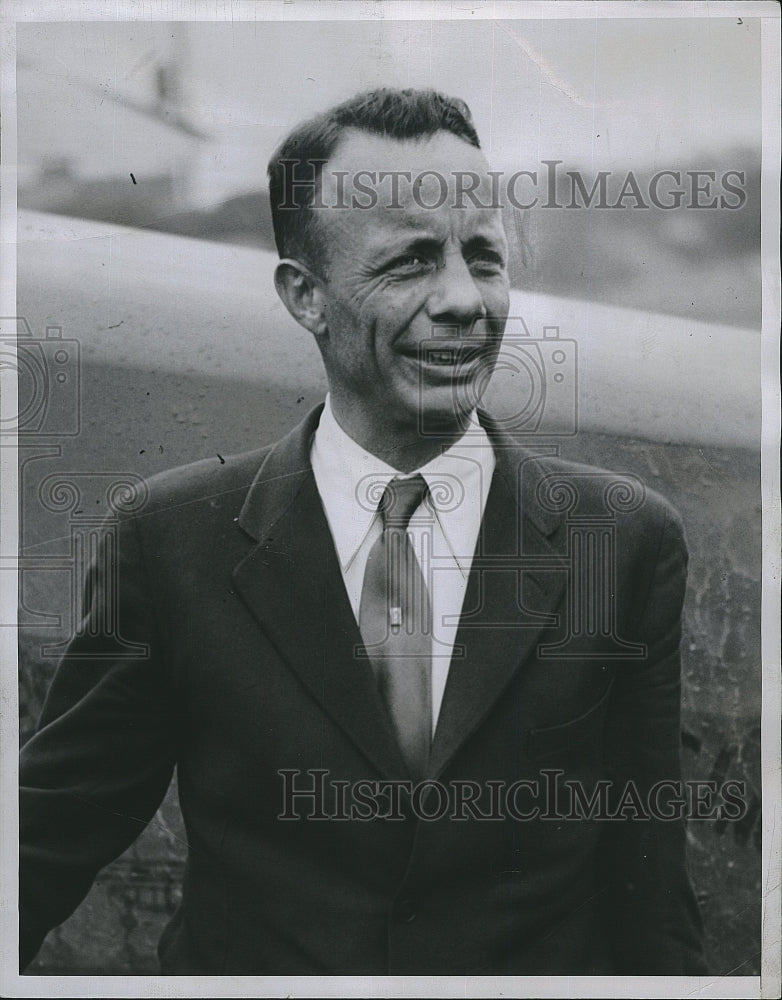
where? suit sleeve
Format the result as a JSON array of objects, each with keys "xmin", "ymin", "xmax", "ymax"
[
  {"xmin": 599, "ymin": 500, "xmax": 708, "ymax": 975},
  {"xmin": 19, "ymin": 512, "xmax": 177, "ymax": 970}
]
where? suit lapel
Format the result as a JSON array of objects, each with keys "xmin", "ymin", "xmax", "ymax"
[
  {"xmin": 232, "ymin": 405, "xmax": 409, "ymax": 779},
  {"xmin": 428, "ymin": 428, "xmax": 568, "ymax": 779}
]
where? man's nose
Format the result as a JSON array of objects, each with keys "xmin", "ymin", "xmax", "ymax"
[{"xmin": 427, "ymin": 254, "xmax": 486, "ymax": 328}]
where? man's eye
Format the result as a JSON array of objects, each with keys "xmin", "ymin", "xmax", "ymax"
[
  {"xmin": 468, "ymin": 250, "xmax": 506, "ymax": 272},
  {"xmin": 387, "ymin": 254, "xmax": 433, "ymax": 274}
]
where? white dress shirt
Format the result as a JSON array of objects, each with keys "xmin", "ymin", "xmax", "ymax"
[{"xmin": 310, "ymin": 396, "xmax": 495, "ymax": 732}]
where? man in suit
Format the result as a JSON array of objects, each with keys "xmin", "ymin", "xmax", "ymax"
[{"xmin": 20, "ymin": 88, "xmax": 707, "ymax": 975}]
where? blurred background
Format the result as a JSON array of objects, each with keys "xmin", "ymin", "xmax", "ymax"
[
  {"xmin": 17, "ymin": 17, "xmax": 760, "ymax": 326},
  {"xmin": 13, "ymin": 14, "xmax": 763, "ymax": 978}
]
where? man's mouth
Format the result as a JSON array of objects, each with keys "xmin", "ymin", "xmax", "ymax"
[
  {"xmin": 419, "ymin": 344, "xmax": 488, "ymax": 368},
  {"xmin": 427, "ymin": 348, "xmax": 462, "ymax": 365}
]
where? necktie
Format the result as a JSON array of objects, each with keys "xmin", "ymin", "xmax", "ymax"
[{"xmin": 359, "ymin": 475, "xmax": 432, "ymax": 780}]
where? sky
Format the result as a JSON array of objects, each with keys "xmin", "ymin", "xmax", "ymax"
[{"xmin": 17, "ymin": 15, "xmax": 762, "ymax": 208}]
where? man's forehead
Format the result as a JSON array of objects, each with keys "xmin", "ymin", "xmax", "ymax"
[
  {"xmin": 319, "ymin": 128, "xmax": 498, "ymax": 206},
  {"xmin": 342, "ymin": 206, "xmax": 506, "ymax": 252},
  {"xmin": 324, "ymin": 127, "xmax": 490, "ymax": 171}
]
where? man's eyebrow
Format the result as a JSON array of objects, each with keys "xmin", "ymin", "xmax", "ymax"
[
  {"xmin": 366, "ymin": 226, "xmax": 506, "ymax": 264},
  {"xmin": 372, "ymin": 234, "xmax": 443, "ymax": 261},
  {"xmin": 461, "ymin": 233, "xmax": 505, "ymax": 254}
]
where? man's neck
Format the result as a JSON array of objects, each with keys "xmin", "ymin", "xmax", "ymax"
[{"xmin": 328, "ymin": 398, "xmax": 474, "ymax": 473}]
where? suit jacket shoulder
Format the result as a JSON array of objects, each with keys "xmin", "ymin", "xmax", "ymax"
[
  {"xmin": 135, "ymin": 446, "xmax": 271, "ymax": 518},
  {"xmin": 515, "ymin": 448, "xmax": 683, "ymax": 529}
]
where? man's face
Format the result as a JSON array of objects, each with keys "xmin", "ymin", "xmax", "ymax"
[{"xmin": 312, "ymin": 129, "xmax": 510, "ymax": 443}]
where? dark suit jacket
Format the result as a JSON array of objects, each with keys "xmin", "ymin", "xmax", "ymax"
[{"xmin": 20, "ymin": 404, "xmax": 706, "ymax": 975}]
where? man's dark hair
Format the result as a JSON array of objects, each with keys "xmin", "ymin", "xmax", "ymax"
[{"xmin": 267, "ymin": 88, "xmax": 481, "ymax": 268}]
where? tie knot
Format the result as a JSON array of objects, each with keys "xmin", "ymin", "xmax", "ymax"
[{"xmin": 380, "ymin": 474, "xmax": 429, "ymax": 529}]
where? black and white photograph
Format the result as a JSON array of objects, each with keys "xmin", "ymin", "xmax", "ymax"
[{"xmin": 1, "ymin": 1, "xmax": 779, "ymax": 996}]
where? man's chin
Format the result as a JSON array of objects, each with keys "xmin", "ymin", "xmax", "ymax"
[{"xmin": 414, "ymin": 392, "xmax": 480, "ymax": 438}]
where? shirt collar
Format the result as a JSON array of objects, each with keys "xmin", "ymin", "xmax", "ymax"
[
  {"xmin": 311, "ymin": 395, "xmax": 495, "ymax": 572},
  {"xmin": 417, "ymin": 419, "xmax": 495, "ymax": 571}
]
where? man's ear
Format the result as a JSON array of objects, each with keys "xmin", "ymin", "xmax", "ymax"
[{"xmin": 274, "ymin": 259, "xmax": 328, "ymax": 336}]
